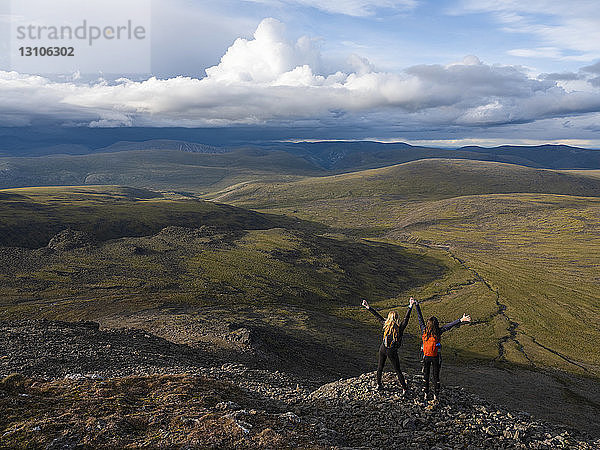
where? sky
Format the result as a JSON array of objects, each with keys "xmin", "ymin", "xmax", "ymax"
[{"xmin": 1, "ymin": 0, "xmax": 600, "ymax": 147}]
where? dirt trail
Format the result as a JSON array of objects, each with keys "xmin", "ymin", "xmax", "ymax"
[{"xmin": 394, "ymin": 236, "xmax": 590, "ymax": 370}]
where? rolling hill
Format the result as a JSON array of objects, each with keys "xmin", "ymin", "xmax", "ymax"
[
  {"xmin": 1, "ymin": 160, "xmax": 600, "ymax": 436},
  {"xmin": 211, "ymin": 159, "xmax": 600, "ymax": 377},
  {"xmin": 2, "ymin": 134, "xmax": 600, "ymax": 194},
  {"xmin": 278, "ymin": 141, "xmax": 600, "ymax": 171},
  {"xmin": 210, "ymin": 158, "xmax": 600, "ymax": 207},
  {"xmin": 0, "ymin": 185, "xmax": 293, "ymax": 248},
  {"xmin": 0, "ymin": 184, "xmax": 450, "ymax": 382},
  {"xmin": 0, "ymin": 148, "xmax": 324, "ymax": 192}
]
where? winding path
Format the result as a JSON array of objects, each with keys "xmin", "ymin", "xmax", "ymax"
[{"xmin": 389, "ymin": 235, "xmax": 589, "ymax": 372}]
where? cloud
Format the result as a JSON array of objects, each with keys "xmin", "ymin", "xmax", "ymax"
[
  {"xmin": 507, "ymin": 48, "xmax": 563, "ymax": 59},
  {"xmin": 1, "ymin": 18, "xmax": 600, "ymax": 136},
  {"xmin": 205, "ymin": 18, "xmax": 322, "ymax": 83},
  {"xmin": 581, "ymin": 61, "xmax": 600, "ymax": 74},
  {"xmin": 536, "ymin": 61, "xmax": 600, "ymax": 89},
  {"xmin": 454, "ymin": 1, "xmax": 600, "ymax": 61},
  {"xmin": 243, "ymin": 0, "xmax": 417, "ymax": 17},
  {"xmin": 540, "ymin": 72, "xmax": 581, "ymax": 81},
  {"xmin": 580, "ymin": 62, "xmax": 600, "ymax": 86}
]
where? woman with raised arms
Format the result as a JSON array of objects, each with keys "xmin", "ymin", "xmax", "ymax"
[
  {"xmin": 362, "ymin": 297, "xmax": 416, "ymax": 396},
  {"xmin": 414, "ymin": 299, "xmax": 471, "ymax": 402}
]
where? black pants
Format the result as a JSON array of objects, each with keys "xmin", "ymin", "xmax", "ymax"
[
  {"xmin": 377, "ymin": 343, "xmax": 407, "ymax": 389},
  {"xmin": 423, "ymin": 355, "xmax": 440, "ymax": 395},
  {"xmin": 421, "ymin": 350, "xmax": 442, "ymax": 372}
]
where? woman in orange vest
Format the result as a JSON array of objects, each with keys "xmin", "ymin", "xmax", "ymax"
[
  {"xmin": 362, "ymin": 297, "xmax": 416, "ymax": 395},
  {"xmin": 415, "ymin": 299, "xmax": 471, "ymax": 402}
]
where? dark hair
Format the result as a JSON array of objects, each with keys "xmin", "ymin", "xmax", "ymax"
[{"xmin": 425, "ymin": 316, "xmax": 440, "ymax": 340}]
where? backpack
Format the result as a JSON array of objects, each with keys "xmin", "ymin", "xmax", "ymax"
[
  {"xmin": 422, "ymin": 331, "xmax": 440, "ymax": 357},
  {"xmin": 383, "ymin": 334, "xmax": 397, "ymax": 349},
  {"xmin": 383, "ymin": 325, "xmax": 400, "ymax": 349}
]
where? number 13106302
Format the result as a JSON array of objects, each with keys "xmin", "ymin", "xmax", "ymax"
[{"xmin": 19, "ymin": 47, "xmax": 75, "ymax": 56}]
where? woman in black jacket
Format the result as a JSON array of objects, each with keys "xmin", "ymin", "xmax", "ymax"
[{"xmin": 362, "ymin": 297, "xmax": 415, "ymax": 394}]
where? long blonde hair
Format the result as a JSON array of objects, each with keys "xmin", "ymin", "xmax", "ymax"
[{"xmin": 383, "ymin": 310, "xmax": 400, "ymax": 343}]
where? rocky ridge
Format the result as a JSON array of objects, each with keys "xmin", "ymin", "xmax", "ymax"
[
  {"xmin": 1, "ymin": 320, "xmax": 598, "ymax": 449},
  {"xmin": 196, "ymin": 364, "xmax": 599, "ymax": 449}
]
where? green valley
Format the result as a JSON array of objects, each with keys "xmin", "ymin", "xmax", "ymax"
[
  {"xmin": 1, "ymin": 155, "xmax": 599, "ymax": 435},
  {"xmin": 211, "ymin": 159, "xmax": 600, "ymax": 377}
]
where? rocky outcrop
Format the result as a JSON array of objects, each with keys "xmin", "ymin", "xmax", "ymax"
[
  {"xmin": 157, "ymin": 225, "xmax": 218, "ymax": 240},
  {"xmin": 47, "ymin": 229, "xmax": 95, "ymax": 251},
  {"xmin": 201, "ymin": 364, "xmax": 599, "ymax": 449},
  {"xmin": 302, "ymin": 373, "xmax": 596, "ymax": 449},
  {"xmin": 0, "ymin": 320, "xmax": 598, "ymax": 449},
  {"xmin": 0, "ymin": 320, "xmax": 213, "ymax": 379}
]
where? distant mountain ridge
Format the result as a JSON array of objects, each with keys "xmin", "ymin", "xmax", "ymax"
[
  {"xmin": 0, "ymin": 148, "xmax": 323, "ymax": 191},
  {"xmin": 1, "ymin": 126, "xmax": 599, "ymax": 170},
  {"xmin": 99, "ymin": 140, "xmax": 228, "ymax": 154},
  {"xmin": 457, "ymin": 144, "xmax": 599, "ymax": 169},
  {"xmin": 2, "ymin": 125, "xmax": 600, "ymax": 191},
  {"xmin": 275, "ymin": 141, "xmax": 600, "ymax": 171},
  {"xmin": 1, "ymin": 144, "xmax": 600, "ymax": 191}
]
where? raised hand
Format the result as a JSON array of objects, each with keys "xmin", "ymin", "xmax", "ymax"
[
  {"xmin": 461, "ymin": 313, "xmax": 472, "ymax": 323},
  {"xmin": 361, "ymin": 299, "xmax": 369, "ymax": 309}
]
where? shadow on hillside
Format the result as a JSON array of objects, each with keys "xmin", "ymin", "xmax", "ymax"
[{"xmin": 0, "ymin": 192, "xmax": 329, "ymax": 248}]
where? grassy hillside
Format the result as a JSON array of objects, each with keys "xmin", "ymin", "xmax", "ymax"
[
  {"xmin": 391, "ymin": 194, "xmax": 600, "ymax": 375},
  {"xmin": 1, "ymin": 165, "xmax": 599, "ymax": 433},
  {"xmin": 0, "ymin": 148, "xmax": 323, "ymax": 192},
  {"xmin": 277, "ymin": 141, "xmax": 600, "ymax": 171},
  {"xmin": 0, "ymin": 226, "xmax": 446, "ymax": 319},
  {"xmin": 3, "ymin": 166, "xmax": 597, "ymax": 376},
  {"xmin": 214, "ymin": 160, "xmax": 600, "ymax": 376},
  {"xmin": 0, "ymin": 185, "xmax": 296, "ymax": 248},
  {"xmin": 210, "ymin": 159, "xmax": 600, "ymax": 208},
  {"xmin": 0, "ymin": 184, "xmax": 482, "ymax": 383},
  {"xmin": 0, "ymin": 187, "xmax": 461, "ymax": 387},
  {"xmin": 562, "ymin": 169, "xmax": 600, "ymax": 179},
  {"xmin": 0, "ymin": 184, "xmax": 450, "ymax": 322}
]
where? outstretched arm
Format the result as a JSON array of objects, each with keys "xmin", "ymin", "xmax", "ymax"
[
  {"xmin": 415, "ymin": 301, "xmax": 425, "ymax": 332},
  {"xmin": 441, "ymin": 313, "xmax": 471, "ymax": 334},
  {"xmin": 362, "ymin": 299, "xmax": 385, "ymax": 324},
  {"xmin": 400, "ymin": 297, "xmax": 415, "ymax": 330}
]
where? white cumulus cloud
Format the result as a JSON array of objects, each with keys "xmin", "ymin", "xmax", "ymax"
[{"xmin": 0, "ymin": 17, "xmax": 600, "ymax": 135}]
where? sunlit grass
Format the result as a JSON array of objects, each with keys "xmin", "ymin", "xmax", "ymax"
[{"xmin": 215, "ymin": 160, "xmax": 600, "ymax": 376}]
